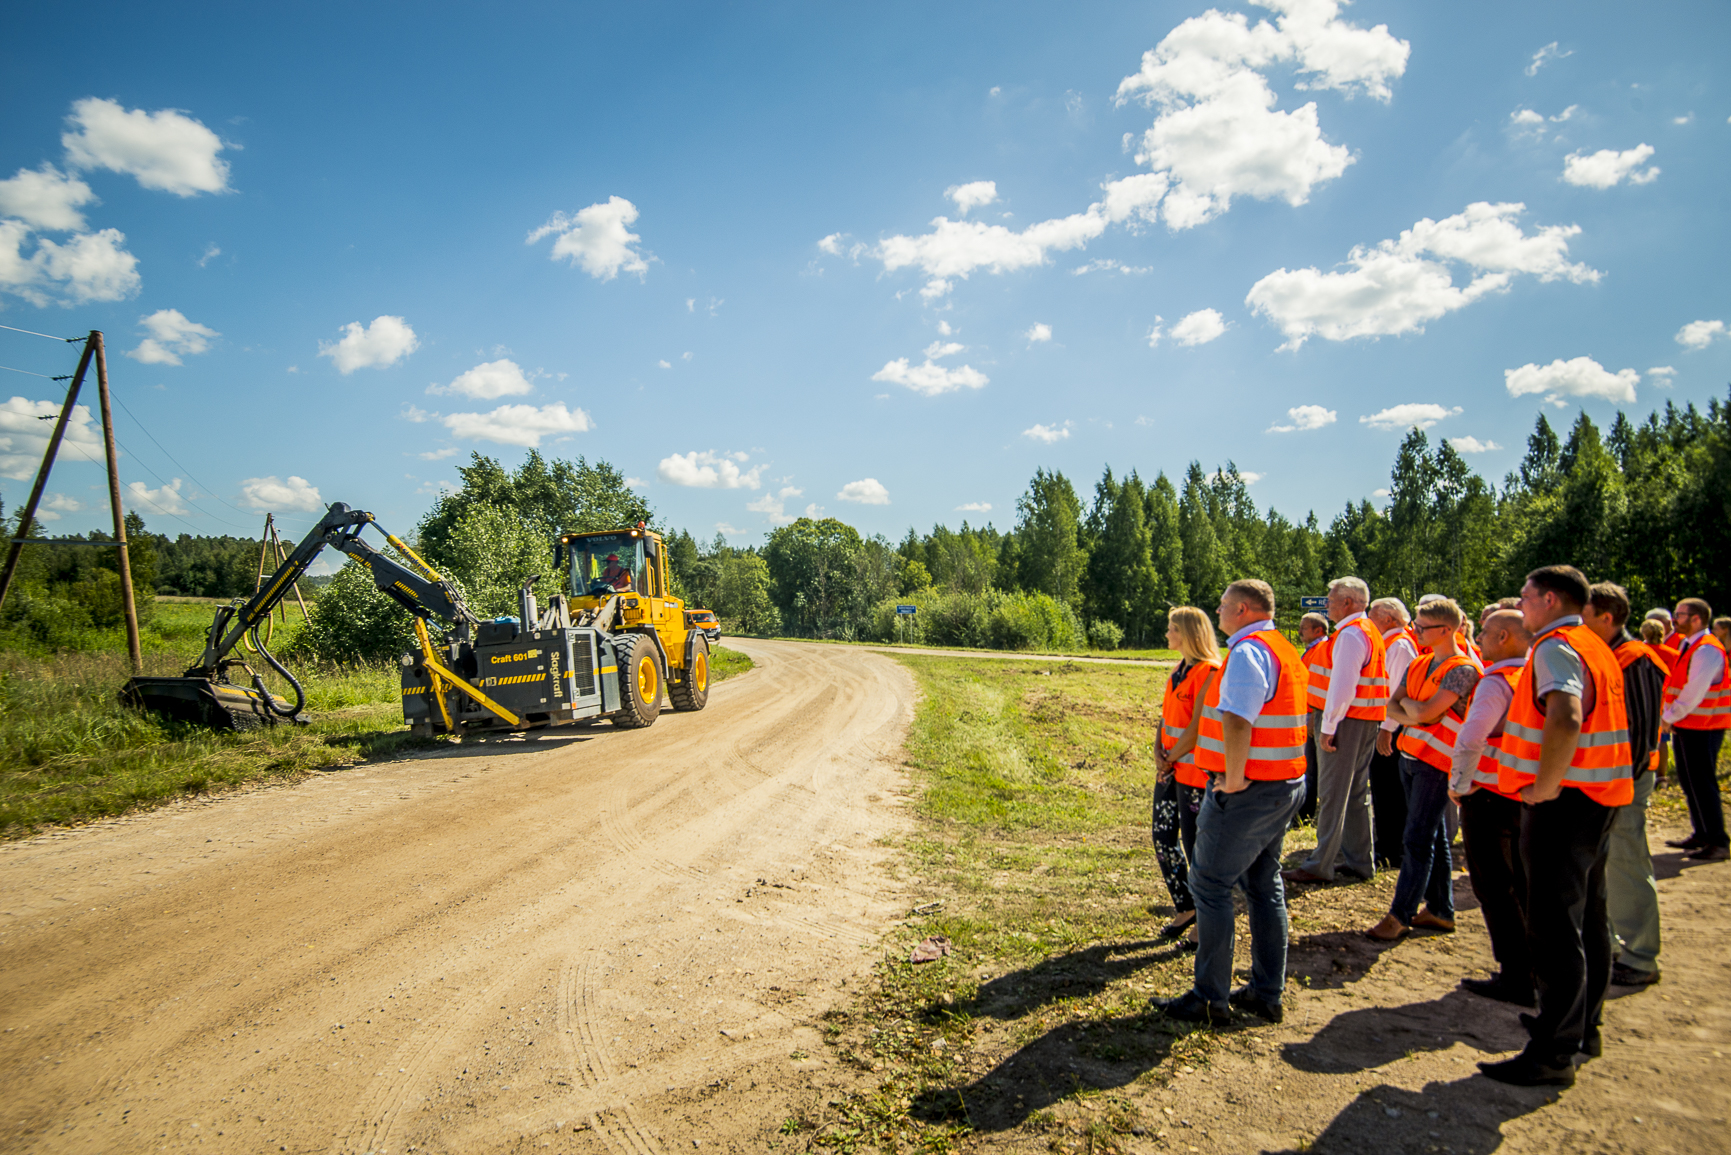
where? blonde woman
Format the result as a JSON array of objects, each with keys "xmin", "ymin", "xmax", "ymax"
[{"xmin": 1153, "ymin": 607, "xmax": 1224, "ymax": 940}]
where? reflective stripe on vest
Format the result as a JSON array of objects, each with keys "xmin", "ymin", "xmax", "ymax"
[
  {"xmin": 1661, "ymin": 634, "xmax": 1731, "ymax": 732},
  {"xmin": 1497, "ymin": 623, "xmax": 1634, "ymax": 806},
  {"xmin": 1161, "ymin": 660, "xmax": 1220, "ymax": 789},
  {"xmin": 1396, "ymin": 652, "xmax": 1474, "ymax": 773},
  {"xmin": 1303, "ymin": 616, "xmax": 1390, "ymax": 720},
  {"xmin": 1471, "ymin": 665, "xmax": 1523, "ymax": 796},
  {"xmin": 1194, "ymin": 629, "xmax": 1309, "ymax": 781}
]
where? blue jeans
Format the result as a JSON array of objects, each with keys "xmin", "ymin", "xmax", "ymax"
[
  {"xmin": 1190, "ymin": 775, "xmax": 1307, "ymax": 1006},
  {"xmin": 1389, "ymin": 755, "xmax": 1455, "ymax": 926}
]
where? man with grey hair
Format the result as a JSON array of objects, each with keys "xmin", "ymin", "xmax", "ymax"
[
  {"xmin": 1369, "ymin": 596, "xmax": 1417, "ymax": 868},
  {"xmin": 1286, "ymin": 576, "xmax": 1387, "ymax": 883}
]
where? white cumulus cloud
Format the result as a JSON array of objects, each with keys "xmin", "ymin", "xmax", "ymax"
[
  {"xmin": 657, "ymin": 450, "xmax": 767, "ymax": 490},
  {"xmin": 871, "ymin": 353, "xmax": 989, "ymax": 396},
  {"xmin": 1024, "ymin": 322, "xmax": 1052, "ymax": 344},
  {"xmin": 0, "ymin": 164, "xmax": 96, "ymax": 231},
  {"xmin": 1526, "ymin": 41, "xmax": 1572, "ymax": 76},
  {"xmin": 877, "ymin": 211, "xmax": 1107, "ymax": 290},
  {"xmin": 61, "ymin": 98, "xmax": 231, "ymax": 196},
  {"xmin": 428, "ymin": 358, "xmax": 534, "ymax": 400},
  {"xmin": 126, "ymin": 308, "xmax": 217, "ymax": 365},
  {"xmin": 1023, "ymin": 421, "xmax": 1073, "ymax": 443},
  {"xmin": 1562, "ymin": 144, "xmax": 1659, "ymax": 189},
  {"xmin": 1170, "ymin": 308, "xmax": 1227, "ymax": 346},
  {"xmin": 1675, "ymin": 319, "xmax": 1727, "ymax": 350},
  {"xmin": 0, "ymin": 220, "xmax": 140, "ymax": 306},
  {"xmin": 35, "ymin": 492, "xmax": 85, "ymax": 522},
  {"xmin": 955, "ymin": 502, "xmax": 992, "ymax": 513},
  {"xmin": 319, "ymin": 316, "xmax": 419, "ymax": 374},
  {"xmin": 0, "ymin": 396, "xmax": 103, "ymax": 479},
  {"xmin": 746, "ymin": 485, "xmax": 804, "ymax": 525},
  {"xmin": 439, "ymin": 402, "xmax": 592, "ymax": 448},
  {"xmin": 837, "ymin": 478, "xmax": 890, "ymax": 505},
  {"xmin": 945, "ymin": 181, "xmax": 998, "ymax": 215},
  {"xmin": 240, "ymin": 475, "xmax": 321, "ymax": 512},
  {"xmin": 1646, "ymin": 366, "xmax": 1675, "ymax": 386},
  {"xmin": 1449, "ymin": 436, "xmax": 1503, "ymax": 454},
  {"xmin": 527, "ymin": 195, "xmax": 650, "ymax": 281},
  {"xmin": 1359, "ymin": 403, "xmax": 1460, "ymax": 432},
  {"xmin": 1267, "ymin": 404, "xmax": 1337, "ymax": 432},
  {"xmin": 1246, "ymin": 202, "xmax": 1599, "ymax": 347},
  {"xmin": 127, "ymin": 478, "xmax": 189, "ymax": 516},
  {"xmin": 1504, "ymin": 357, "xmax": 1639, "ymax": 405}
]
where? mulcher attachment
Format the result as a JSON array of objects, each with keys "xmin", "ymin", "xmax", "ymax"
[{"xmin": 120, "ymin": 676, "xmax": 305, "ymax": 732}]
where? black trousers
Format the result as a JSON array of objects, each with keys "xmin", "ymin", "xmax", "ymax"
[
  {"xmin": 1460, "ymin": 789, "xmax": 1531, "ymax": 988},
  {"xmin": 1298, "ymin": 733, "xmax": 1319, "ymax": 823},
  {"xmin": 1674, "ymin": 727, "xmax": 1728, "ymax": 849},
  {"xmin": 1520, "ymin": 786, "xmax": 1617, "ymax": 1063},
  {"xmin": 1369, "ymin": 745, "xmax": 1406, "ymax": 868},
  {"xmin": 1151, "ymin": 777, "xmax": 1203, "ymax": 913}
]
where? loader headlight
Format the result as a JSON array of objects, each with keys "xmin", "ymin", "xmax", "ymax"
[{"xmin": 401, "ymin": 653, "xmax": 415, "ymax": 668}]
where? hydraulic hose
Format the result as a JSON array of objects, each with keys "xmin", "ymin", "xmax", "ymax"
[{"xmin": 249, "ymin": 628, "xmax": 306, "ymax": 718}]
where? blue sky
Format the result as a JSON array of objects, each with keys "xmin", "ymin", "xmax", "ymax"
[{"xmin": 2, "ymin": 1, "xmax": 1727, "ymax": 560}]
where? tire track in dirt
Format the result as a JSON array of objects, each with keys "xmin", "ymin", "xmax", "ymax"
[{"xmin": 0, "ymin": 639, "xmax": 915, "ymax": 1154}]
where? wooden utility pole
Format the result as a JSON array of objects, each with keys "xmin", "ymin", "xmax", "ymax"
[
  {"xmin": 0, "ymin": 334, "xmax": 96, "ymax": 614},
  {"xmin": 93, "ymin": 332, "xmax": 143, "ymax": 674}
]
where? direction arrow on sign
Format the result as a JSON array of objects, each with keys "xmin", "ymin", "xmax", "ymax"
[{"xmin": 1299, "ymin": 596, "xmax": 1328, "ymax": 611}]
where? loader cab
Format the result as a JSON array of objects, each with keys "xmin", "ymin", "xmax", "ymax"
[{"xmin": 563, "ymin": 527, "xmax": 668, "ymax": 603}]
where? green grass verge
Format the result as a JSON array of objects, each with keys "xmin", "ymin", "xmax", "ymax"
[{"xmin": 755, "ymin": 635, "xmax": 1179, "ymax": 663}]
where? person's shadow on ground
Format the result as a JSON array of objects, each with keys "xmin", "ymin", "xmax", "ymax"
[
  {"xmin": 951, "ymin": 939, "xmax": 1188, "ymax": 1021},
  {"xmin": 1281, "ymin": 988, "xmax": 1529, "ymax": 1073},
  {"xmin": 1261, "ymin": 1073, "xmax": 1556, "ymax": 1154}
]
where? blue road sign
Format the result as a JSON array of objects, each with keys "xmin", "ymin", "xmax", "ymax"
[
  {"xmin": 1299, "ymin": 596, "xmax": 1328, "ymax": 611},
  {"xmin": 896, "ymin": 604, "xmax": 918, "ymax": 615}
]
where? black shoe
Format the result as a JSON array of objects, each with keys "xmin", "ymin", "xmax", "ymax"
[
  {"xmin": 1478, "ymin": 1053, "xmax": 1576, "ymax": 1087},
  {"xmin": 1610, "ymin": 962, "xmax": 1660, "ymax": 987},
  {"xmin": 1685, "ymin": 845, "xmax": 1730, "ymax": 862},
  {"xmin": 1461, "ymin": 975, "xmax": 1536, "ymax": 1006},
  {"xmin": 1158, "ymin": 912, "xmax": 1197, "ymax": 939},
  {"xmin": 1150, "ymin": 991, "xmax": 1231, "ymax": 1026},
  {"xmin": 1579, "ymin": 1029, "xmax": 1602, "ymax": 1060},
  {"xmin": 1664, "ymin": 836, "xmax": 1703, "ymax": 850},
  {"xmin": 1228, "ymin": 985, "xmax": 1284, "ymax": 1023}
]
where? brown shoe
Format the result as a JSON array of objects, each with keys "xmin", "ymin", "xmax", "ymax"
[
  {"xmin": 1685, "ymin": 845, "xmax": 1730, "ymax": 862},
  {"xmin": 1365, "ymin": 914, "xmax": 1409, "ymax": 942},
  {"xmin": 1282, "ymin": 868, "xmax": 1333, "ymax": 885},
  {"xmin": 1411, "ymin": 909, "xmax": 1455, "ymax": 932},
  {"xmin": 1664, "ymin": 836, "xmax": 1703, "ymax": 849}
]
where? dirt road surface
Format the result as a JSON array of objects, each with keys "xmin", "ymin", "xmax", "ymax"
[{"xmin": 0, "ymin": 639, "xmax": 915, "ymax": 1154}]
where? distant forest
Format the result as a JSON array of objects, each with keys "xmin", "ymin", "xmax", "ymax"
[{"xmin": 5, "ymin": 391, "xmax": 1727, "ymax": 654}]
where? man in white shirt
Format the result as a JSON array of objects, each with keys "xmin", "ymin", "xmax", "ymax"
[
  {"xmin": 1662, "ymin": 597, "xmax": 1730, "ymax": 860},
  {"xmin": 1368, "ymin": 597, "xmax": 1416, "ymax": 869},
  {"xmin": 1287, "ymin": 577, "xmax": 1385, "ymax": 883}
]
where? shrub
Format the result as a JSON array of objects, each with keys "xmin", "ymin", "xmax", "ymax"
[{"xmin": 1087, "ymin": 619, "xmax": 1125, "ymax": 651}]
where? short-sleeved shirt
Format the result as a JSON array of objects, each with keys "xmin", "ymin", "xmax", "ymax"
[
  {"xmin": 1437, "ymin": 663, "xmax": 1481, "ymax": 719},
  {"xmin": 1530, "ymin": 614, "xmax": 1596, "ymax": 717},
  {"xmin": 1216, "ymin": 620, "xmax": 1279, "ymax": 722}
]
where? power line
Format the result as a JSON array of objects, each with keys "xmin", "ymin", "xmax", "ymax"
[
  {"xmin": 0, "ymin": 364, "xmax": 71, "ymax": 381},
  {"xmin": 0, "ymin": 323, "xmax": 79, "ymax": 342},
  {"xmin": 108, "ymin": 391, "xmax": 260, "ymax": 522}
]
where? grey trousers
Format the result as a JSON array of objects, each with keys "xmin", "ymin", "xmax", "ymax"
[
  {"xmin": 1298, "ymin": 711, "xmax": 1378, "ymax": 879},
  {"xmin": 1607, "ymin": 770, "xmax": 1661, "ymax": 974}
]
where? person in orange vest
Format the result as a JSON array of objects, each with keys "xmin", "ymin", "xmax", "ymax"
[
  {"xmin": 1639, "ymin": 617, "xmax": 1679, "ymax": 777},
  {"xmin": 1479, "ymin": 565, "xmax": 1633, "ymax": 1088},
  {"xmin": 1449, "ymin": 608, "xmax": 1535, "ymax": 1006},
  {"xmin": 1660, "ymin": 597, "xmax": 1730, "ymax": 860},
  {"xmin": 1151, "ymin": 606, "xmax": 1225, "ymax": 943},
  {"xmin": 1367, "ymin": 597, "xmax": 1480, "ymax": 941},
  {"xmin": 1646, "ymin": 607, "xmax": 1683, "ymax": 652},
  {"xmin": 1297, "ymin": 612, "xmax": 1331, "ymax": 823},
  {"xmin": 1369, "ymin": 597, "xmax": 1417, "ymax": 869},
  {"xmin": 1152, "ymin": 579, "xmax": 1309, "ymax": 1026},
  {"xmin": 1583, "ymin": 582, "xmax": 1667, "ymax": 987},
  {"xmin": 1285, "ymin": 576, "xmax": 1386, "ymax": 885}
]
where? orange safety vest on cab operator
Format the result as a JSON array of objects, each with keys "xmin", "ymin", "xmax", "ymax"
[
  {"xmin": 1662, "ymin": 633, "xmax": 1731, "ymax": 731},
  {"xmin": 1196, "ymin": 628, "xmax": 1309, "ymax": 781},
  {"xmin": 1304, "ymin": 615, "xmax": 1389, "ymax": 721},
  {"xmin": 1161, "ymin": 660, "xmax": 1221, "ymax": 789},
  {"xmin": 1614, "ymin": 637, "xmax": 1667, "ymax": 770},
  {"xmin": 1396, "ymin": 652, "xmax": 1476, "ymax": 772},
  {"xmin": 1471, "ymin": 663, "xmax": 1524, "ymax": 798},
  {"xmin": 1498, "ymin": 622, "xmax": 1633, "ymax": 806}
]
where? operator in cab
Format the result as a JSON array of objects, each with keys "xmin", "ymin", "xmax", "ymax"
[{"xmin": 600, "ymin": 553, "xmax": 634, "ymax": 591}]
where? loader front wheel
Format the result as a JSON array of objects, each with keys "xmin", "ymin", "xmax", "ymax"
[
  {"xmin": 670, "ymin": 636, "xmax": 710, "ymax": 712},
  {"xmin": 612, "ymin": 634, "xmax": 662, "ymax": 729}
]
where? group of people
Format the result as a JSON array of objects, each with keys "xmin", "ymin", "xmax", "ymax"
[{"xmin": 1146, "ymin": 568, "xmax": 1731, "ymax": 1089}]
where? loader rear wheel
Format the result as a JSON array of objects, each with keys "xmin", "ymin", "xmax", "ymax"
[
  {"xmin": 670, "ymin": 636, "xmax": 710, "ymax": 712},
  {"xmin": 611, "ymin": 634, "xmax": 662, "ymax": 729}
]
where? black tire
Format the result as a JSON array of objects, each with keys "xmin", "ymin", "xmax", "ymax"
[
  {"xmin": 611, "ymin": 633, "xmax": 662, "ymax": 729},
  {"xmin": 670, "ymin": 635, "xmax": 711, "ymax": 712}
]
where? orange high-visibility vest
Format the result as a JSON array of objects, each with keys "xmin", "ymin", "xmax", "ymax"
[
  {"xmin": 1396, "ymin": 652, "xmax": 1476, "ymax": 772},
  {"xmin": 1498, "ymin": 622, "xmax": 1633, "ymax": 806},
  {"xmin": 1303, "ymin": 615, "xmax": 1389, "ymax": 721},
  {"xmin": 1662, "ymin": 633, "xmax": 1731, "ymax": 732},
  {"xmin": 1614, "ymin": 637, "xmax": 1667, "ymax": 770},
  {"xmin": 1161, "ymin": 659, "xmax": 1221, "ymax": 789},
  {"xmin": 1664, "ymin": 631, "xmax": 1682, "ymax": 650},
  {"xmin": 1653, "ymin": 644, "xmax": 1680, "ymax": 674},
  {"xmin": 1471, "ymin": 663, "xmax": 1524, "ymax": 798},
  {"xmin": 1196, "ymin": 628, "xmax": 1309, "ymax": 781}
]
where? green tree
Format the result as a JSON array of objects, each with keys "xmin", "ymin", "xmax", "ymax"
[
  {"xmin": 1083, "ymin": 469, "xmax": 1160, "ymax": 644},
  {"xmin": 763, "ymin": 517, "xmax": 864, "ymax": 635},
  {"xmin": 1014, "ymin": 468, "xmax": 1085, "ymax": 605},
  {"xmin": 1178, "ymin": 462, "xmax": 1227, "ymax": 611}
]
